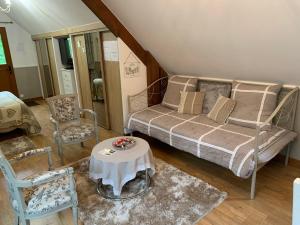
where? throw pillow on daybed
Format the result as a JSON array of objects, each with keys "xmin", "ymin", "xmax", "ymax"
[
  {"xmin": 162, "ymin": 75, "xmax": 198, "ymax": 110},
  {"xmin": 178, "ymin": 91, "xmax": 205, "ymax": 115},
  {"xmin": 228, "ymin": 81, "xmax": 281, "ymax": 129},
  {"xmin": 207, "ymin": 95, "xmax": 236, "ymax": 124},
  {"xmin": 197, "ymin": 80, "xmax": 232, "ymax": 114}
]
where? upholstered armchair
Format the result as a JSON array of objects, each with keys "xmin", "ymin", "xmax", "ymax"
[
  {"xmin": 0, "ymin": 149, "xmax": 78, "ymax": 225},
  {"xmin": 46, "ymin": 94, "xmax": 99, "ymax": 164}
]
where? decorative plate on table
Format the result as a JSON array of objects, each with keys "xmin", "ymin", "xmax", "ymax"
[{"xmin": 112, "ymin": 137, "xmax": 136, "ymax": 150}]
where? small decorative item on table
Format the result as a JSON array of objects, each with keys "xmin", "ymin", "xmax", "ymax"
[{"xmin": 112, "ymin": 137, "xmax": 136, "ymax": 150}]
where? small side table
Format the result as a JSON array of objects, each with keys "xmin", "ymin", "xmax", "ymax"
[{"xmin": 89, "ymin": 137, "xmax": 155, "ymax": 200}]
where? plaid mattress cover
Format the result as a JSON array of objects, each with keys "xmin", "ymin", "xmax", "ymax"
[{"xmin": 127, "ymin": 104, "xmax": 295, "ymax": 178}]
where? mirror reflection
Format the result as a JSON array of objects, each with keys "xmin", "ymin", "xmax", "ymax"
[{"xmin": 84, "ymin": 32, "xmax": 109, "ymax": 128}]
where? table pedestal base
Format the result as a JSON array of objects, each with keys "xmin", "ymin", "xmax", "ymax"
[{"xmin": 97, "ymin": 170, "xmax": 151, "ymax": 200}]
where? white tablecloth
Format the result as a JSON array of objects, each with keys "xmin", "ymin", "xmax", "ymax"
[{"xmin": 89, "ymin": 137, "xmax": 155, "ymax": 195}]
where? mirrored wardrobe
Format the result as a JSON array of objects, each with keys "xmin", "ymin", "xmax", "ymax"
[
  {"xmin": 35, "ymin": 39, "xmax": 54, "ymax": 98},
  {"xmin": 35, "ymin": 29, "xmax": 124, "ymax": 134},
  {"xmin": 72, "ymin": 31, "xmax": 121, "ymax": 130},
  {"xmin": 84, "ymin": 32, "xmax": 110, "ymax": 129}
]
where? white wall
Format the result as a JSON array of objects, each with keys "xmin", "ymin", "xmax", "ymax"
[
  {"xmin": 103, "ymin": 0, "xmax": 300, "ymax": 84},
  {"xmin": 1, "ymin": 0, "xmax": 103, "ymax": 99},
  {"xmin": 103, "ymin": 0, "xmax": 300, "ymax": 160},
  {"xmin": 0, "ymin": 12, "xmax": 37, "ymax": 68},
  {"xmin": 0, "ymin": 12, "xmax": 42, "ymax": 99},
  {"xmin": 117, "ymin": 38, "xmax": 147, "ymax": 126},
  {"xmin": 6, "ymin": 0, "xmax": 102, "ymax": 35}
]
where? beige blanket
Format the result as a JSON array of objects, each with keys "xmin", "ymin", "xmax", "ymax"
[
  {"xmin": 0, "ymin": 91, "xmax": 41, "ymax": 135},
  {"xmin": 127, "ymin": 104, "xmax": 296, "ymax": 179}
]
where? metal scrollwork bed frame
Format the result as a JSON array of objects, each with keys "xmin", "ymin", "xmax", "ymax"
[
  {"xmin": 251, "ymin": 86, "xmax": 299, "ymax": 199},
  {"xmin": 128, "ymin": 76, "xmax": 299, "ymax": 199},
  {"xmin": 128, "ymin": 76, "xmax": 169, "ymax": 113}
]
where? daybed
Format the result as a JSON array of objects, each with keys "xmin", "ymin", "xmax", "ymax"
[{"xmin": 126, "ymin": 75, "xmax": 299, "ymax": 199}]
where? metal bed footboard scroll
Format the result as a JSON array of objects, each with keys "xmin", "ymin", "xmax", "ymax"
[
  {"xmin": 251, "ymin": 87, "xmax": 299, "ymax": 199},
  {"xmin": 128, "ymin": 76, "xmax": 168, "ymax": 114}
]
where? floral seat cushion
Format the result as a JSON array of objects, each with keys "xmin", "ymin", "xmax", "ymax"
[
  {"xmin": 61, "ymin": 123, "xmax": 95, "ymax": 143},
  {"xmin": 25, "ymin": 176, "xmax": 72, "ymax": 216}
]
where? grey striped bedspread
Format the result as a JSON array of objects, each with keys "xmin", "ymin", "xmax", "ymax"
[{"xmin": 127, "ymin": 104, "xmax": 295, "ymax": 179}]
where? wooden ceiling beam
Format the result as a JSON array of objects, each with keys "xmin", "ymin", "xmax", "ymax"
[
  {"xmin": 82, "ymin": 0, "xmax": 167, "ymax": 105},
  {"xmin": 82, "ymin": 0, "xmax": 146, "ymax": 64}
]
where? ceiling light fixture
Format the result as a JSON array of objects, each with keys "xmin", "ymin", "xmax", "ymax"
[{"xmin": 0, "ymin": 0, "xmax": 11, "ymax": 13}]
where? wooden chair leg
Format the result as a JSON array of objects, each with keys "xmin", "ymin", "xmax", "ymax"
[
  {"xmin": 72, "ymin": 206, "xmax": 78, "ymax": 225},
  {"xmin": 95, "ymin": 131, "xmax": 100, "ymax": 144},
  {"xmin": 60, "ymin": 153, "xmax": 64, "ymax": 165},
  {"xmin": 57, "ymin": 142, "xmax": 64, "ymax": 165},
  {"xmin": 285, "ymin": 144, "xmax": 291, "ymax": 166},
  {"xmin": 80, "ymin": 142, "xmax": 84, "ymax": 147},
  {"xmin": 47, "ymin": 150, "xmax": 53, "ymax": 171},
  {"xmin": 19, "ymin": 217, "xmax": 29, "ymax": 225},
  {"xmin": 55, "ymin": 138, "xmax": 61, "ymax": 156},
  {"xmin": 14, "ymin": 215, "xmax": 19, "ymax": 225}
]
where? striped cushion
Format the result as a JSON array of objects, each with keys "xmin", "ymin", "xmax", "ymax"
[
  {"xmin": 228, "ymin": 81, "xmax": 281, "ymax": 129},
  {"xmin": 207, "ymin": 95, "xmax": 236, "ymax": 124},
  {"xmin": 178, "ymin": 91, "xmax": 205, "ymax": 115},
  {"xmin": 162, "ymin": 76, "xmax": 198, "ymax": 110}
]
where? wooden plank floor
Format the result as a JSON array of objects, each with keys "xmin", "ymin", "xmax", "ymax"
[{"xmin": 0, "ymin": 101, "xmax": 298, "ymax": 225}]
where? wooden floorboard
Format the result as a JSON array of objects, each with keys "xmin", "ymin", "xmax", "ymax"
[{"xmin": 0, "ymin": 101, "xmax": 298, "ymax": 225}]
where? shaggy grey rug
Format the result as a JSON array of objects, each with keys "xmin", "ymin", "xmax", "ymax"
[
  {"xmin": 0, "ymin": 136, "xmax": 36, "ymax": 159},
  {"xmin": 72, "ymin": 157, "xmax": 227, "ymax": 225}
]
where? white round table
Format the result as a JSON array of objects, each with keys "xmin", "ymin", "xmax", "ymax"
[{"xmin": 89, "ymin": 137, "xmax": 155, "ymax": 198}]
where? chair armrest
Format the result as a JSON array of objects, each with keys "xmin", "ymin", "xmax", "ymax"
[
  {"xmin": 80, "ymin": 108, "xmax": 98, "ymax": 131},
  {"xmin": 80, "ymin": 108, "xmax": 96, "ymax": 117},
  {"xmin": 16, "ymin": 167, "xmax": 74, "ymax": 188},
  {"xmin": 50, "ymin": 116, "xmax": 59, "ymax": 132},
  {"xmin": 9, "ymin": 147, "xmax": 53, "ymax": 170},
  {"xmin": 80, "ymin": 108, "xmax": 99, "ymax": 143}
]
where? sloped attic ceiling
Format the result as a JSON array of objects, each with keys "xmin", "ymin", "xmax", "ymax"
[
  {"xmin": 6, "ymin": 0, "xmax": 103, "ymax": 35},
  {"xmin": 102, "ymin": 0, "xmax": 300, "ymax": 84}
]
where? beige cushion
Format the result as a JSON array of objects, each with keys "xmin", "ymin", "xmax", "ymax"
[
  {"xmin": 228, "ymin": 81, "xmax": 281, "ymax": 129},
  {"xmin": 162, "ymin": 76, "xmax": 198, "ymax": 110},
  {"xmin": 178, "ymin": 91, "xmax": 205, "ymax": 114},
  {"xmin": 207, "ymin": 95, "xmax": 236, "ymax": 124}
]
